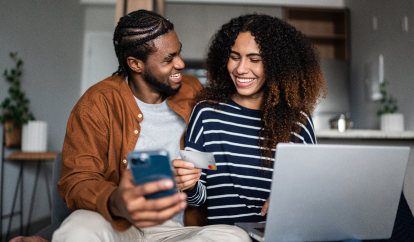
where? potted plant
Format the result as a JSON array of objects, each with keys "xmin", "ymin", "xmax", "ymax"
[
  {"xmin": 0, "ymin": 52, "xmax": 35, "ymax": 147},
  {"xmin": 376, "ymin": 79, "xmax": 403, "ymax": 131}
]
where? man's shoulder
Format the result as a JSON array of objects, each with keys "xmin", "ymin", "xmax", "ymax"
[
  {"xmin": 74, "ymin": 75, "xmax": 129, "ymax": 111},
  {"xmin": 180, "ymin": 74, "xmax": 203, "ymax": 94},
  {"xmin": 85, "ymin": 75, "xmax": 125, "ymax": 95}
]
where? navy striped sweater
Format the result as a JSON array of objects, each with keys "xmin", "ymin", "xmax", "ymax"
[{"xmin": 184, "ymin": 100, "xmax": 316, "ymax": 225}]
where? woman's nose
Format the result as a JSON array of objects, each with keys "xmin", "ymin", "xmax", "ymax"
[{"xmin": 236, "ymin": 59, "xmax": 249, "ymax": 74}]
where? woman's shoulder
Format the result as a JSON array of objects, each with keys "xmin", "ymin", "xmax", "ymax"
[{"xmin": 193, "ymin": 100, "xmax": 244, "ymax": 113}]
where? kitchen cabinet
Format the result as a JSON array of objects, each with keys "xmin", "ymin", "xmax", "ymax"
[{"xmin": 284, "ymin": 7, "xmax": 349, "ymax": 60}]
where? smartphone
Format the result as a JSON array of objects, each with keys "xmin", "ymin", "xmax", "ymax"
[{"xmin": 128, "ymin": 150, "xmax": 177, "ymax": 199}]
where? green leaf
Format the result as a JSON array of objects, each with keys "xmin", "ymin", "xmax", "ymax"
[
  {"xmin": 1, "ymin": 52, "xmax": 34, "ymax": 125},
  {"xmin": 376, "ymin": 78, "xmax": 398, "ymax": 116}
]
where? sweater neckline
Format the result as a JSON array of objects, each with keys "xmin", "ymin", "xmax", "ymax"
[{"xmin": 227, "ymin": 99, "xmax": 262, "ymax": 116}]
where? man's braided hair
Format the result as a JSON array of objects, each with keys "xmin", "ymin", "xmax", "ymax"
[{"xmin": 112, "ymin": 9, "xmax": 174, "ymax": 77}]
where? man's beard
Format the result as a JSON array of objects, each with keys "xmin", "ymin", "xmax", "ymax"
[{"xmin": 144, "ymin": 68, "xmax": 181, "ymax": 96}]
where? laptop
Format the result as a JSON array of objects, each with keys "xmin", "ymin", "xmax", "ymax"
[{"xmin": 235, "ymin": 143, "xmax": 410, "ymax": 242}]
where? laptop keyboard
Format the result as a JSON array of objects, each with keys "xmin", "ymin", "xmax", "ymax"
[{"xmin": 255, "ymin": 227, "xmax": 265, "ymax": 233}]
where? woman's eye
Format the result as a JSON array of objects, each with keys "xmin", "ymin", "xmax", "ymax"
[
  {"xmin": 230, "ymin": 56, "xmax": 240, "ymax": 60},
  {"xmin": 251, "ymin": 59, "xmax": 261, "ymax": 63}
]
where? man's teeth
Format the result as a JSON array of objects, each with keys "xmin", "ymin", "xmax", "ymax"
[
  {"xmin": 237, "ymin": 78, "xmax": 254, "ymax": 83},
  {"xmin": 170, "ymin": 73, "xmax": 181, "ymax": 78}
]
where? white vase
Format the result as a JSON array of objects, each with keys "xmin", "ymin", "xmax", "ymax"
[
  {"xmin": 380, "ymin": 113, "xmax": 404, "ymax": 131},
  {"xmin": 21, "ymin": 121, "xmax": 48, "ymax": 152}
]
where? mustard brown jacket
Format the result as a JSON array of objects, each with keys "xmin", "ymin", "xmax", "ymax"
[{"xmin": 58, "ymin": 74, "xmax": 203, "ymax": 231}]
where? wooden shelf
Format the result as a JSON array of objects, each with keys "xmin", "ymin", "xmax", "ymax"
[
  {"xmin": 285, "ymin": 7, "xmax": 349, "ymax": 60},
  {"xmin": 7, "ymin": 151, "xmax": 59, "ymax": 161}
]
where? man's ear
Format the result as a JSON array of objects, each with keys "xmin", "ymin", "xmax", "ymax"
[{"xmin": 126, "ymin": 57, "xmax": 144, "ymax": 74}]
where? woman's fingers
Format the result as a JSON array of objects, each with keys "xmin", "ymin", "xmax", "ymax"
[{"xmin": 261, "ymin": 197, "xmax": 270, "ymax": 216}]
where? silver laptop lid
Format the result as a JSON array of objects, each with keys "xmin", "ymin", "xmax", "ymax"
[{"xmin": 265, "ymin": 144, "xmax": 410, "ymax": 241}]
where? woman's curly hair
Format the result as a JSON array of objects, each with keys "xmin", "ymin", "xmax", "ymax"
[{"xmin": 198, "ymin": 13, "xmax": 327, "ymax": 166}]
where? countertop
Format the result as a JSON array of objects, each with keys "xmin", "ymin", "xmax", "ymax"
[{"xmin": 315, "ymin": 129, "xmax": 414, "ymax": 139}]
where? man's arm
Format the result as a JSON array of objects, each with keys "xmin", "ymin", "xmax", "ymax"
[{"xmin": 59, "ymin": 92, "xmax": 187, "ymax": 230}]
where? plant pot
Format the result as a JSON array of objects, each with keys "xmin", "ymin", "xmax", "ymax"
[
  {"xmin": 380, "ymin": 113, "xmax": 404, "ymax": 131},
  {"xmin": 21, "ymin": 121, "xmax": 48, "ymax": 152},
  {"xmin": 3, "ymin": 120, "xmax": 22, "ymax": 148}
]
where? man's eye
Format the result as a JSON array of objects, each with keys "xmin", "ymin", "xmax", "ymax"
[{"xmin": 166, "ymin": 58, "xmax": 173, "ymax": 63}]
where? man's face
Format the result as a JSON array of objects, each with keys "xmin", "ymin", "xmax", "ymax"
[{"xmin": 143, "ymin": 30, "xmax": 185, "ymax": 96}]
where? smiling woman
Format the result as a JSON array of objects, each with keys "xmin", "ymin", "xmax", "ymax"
[
  {"xmin": 174, "ymin": 13, "xmax": 327, "ymax": 228},
  {"xmin": 227, "ymin": 32, "xmax": 266, "ymax": 110},
  {"xmin": 201, "ymin": 13, "xmax": 327, "ymax": 161}
]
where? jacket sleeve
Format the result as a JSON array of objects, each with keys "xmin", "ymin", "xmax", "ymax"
[
  {"xmin": 184, "ymin": 104, "xmax": 207, "ymax": 207},
  {"xmin": 58, "ymin": 96, "xmax": 130, "ymax": 230}
]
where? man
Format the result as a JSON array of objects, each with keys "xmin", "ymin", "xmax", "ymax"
[{"xmin": 49, "ymin": 10, "xmax": 250, "ymax": 242}]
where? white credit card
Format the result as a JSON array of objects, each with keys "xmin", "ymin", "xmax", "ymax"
[{"xmin": 180, "ymin": 150, "xmax": 217, "ymax": 170}]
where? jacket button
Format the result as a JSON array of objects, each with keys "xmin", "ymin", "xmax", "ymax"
[
  {"xmin": 134, "ymin": 130, "xmax": 139, "ymax": 134},
  {"xmin": 123, "ymin": 159, "xmax": 127, "ymax": 164},
  {"xmin": 138, "ymin": 114, "xmax": 143, "ymax": 118}
]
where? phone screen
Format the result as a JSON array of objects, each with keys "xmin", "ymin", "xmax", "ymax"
[{"xmin": 128, "ymin": 150, "xmax": 177, "ymax": 199}]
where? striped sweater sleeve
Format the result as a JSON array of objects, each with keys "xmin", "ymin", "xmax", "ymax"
[
  {"xmin": 184, "ymin": 104, "xmax": 207, "ymax": 207},
  {"xmin": 290, "ymin": 111, "xmax": 316, "ymax": 144}
]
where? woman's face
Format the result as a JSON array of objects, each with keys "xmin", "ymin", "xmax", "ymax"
[{"xmin": 227, "ymin": 31, "xmax": 266, "ymax": 109}]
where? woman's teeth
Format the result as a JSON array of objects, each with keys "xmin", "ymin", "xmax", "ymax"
[
  {"xmin": 170, "ymin": 73, "xmax": 181, "ymax": 78},
  {"xmin": 237, "ymin": 78, "xmax": 254, "ymax": 83}
]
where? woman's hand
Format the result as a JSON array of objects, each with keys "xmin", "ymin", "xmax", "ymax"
[
  {"xmin": 261, "ymin": 197, "xmax": 270, "ymax": 216},
  {"xmin": 173, "ymin": 159, "xmax": 202, "ymax": 191}
]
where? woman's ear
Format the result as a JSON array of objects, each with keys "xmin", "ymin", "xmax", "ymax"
[{"xmin": 127, "ymin": 57, "xmax": 144, "ymax": 74}]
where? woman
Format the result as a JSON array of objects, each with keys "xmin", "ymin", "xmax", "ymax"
[{"xmin": 174, "ymin": 13, "xmax": 327, "ymax": 226}]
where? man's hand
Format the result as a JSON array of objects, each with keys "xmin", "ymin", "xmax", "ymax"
[
  {"xmin": 108, "ymin": 169, "xmax": 187, "ymax": 228},
  {"xmin": 261, "ymin": 197, "xmax": 270, "ymax": 216},
  {"xmin": 173, "ymin": 159, "xmax": 201, "ymax": 191}
]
